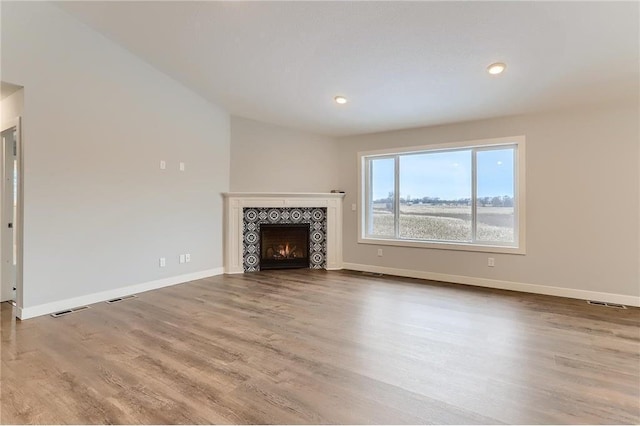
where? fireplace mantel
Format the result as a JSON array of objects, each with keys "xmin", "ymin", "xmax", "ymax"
[{"xmin": 222, "ymin": 192, "xmax": 345, "ymax": 273}]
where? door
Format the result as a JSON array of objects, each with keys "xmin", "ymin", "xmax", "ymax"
[{"xmin": 1, "ymin": 126, "xmax": 17, "ymax": 302}]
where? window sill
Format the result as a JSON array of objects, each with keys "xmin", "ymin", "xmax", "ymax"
[{"xmin": 358, "ymin": 236, "xmax": 526, "ymax": 255}]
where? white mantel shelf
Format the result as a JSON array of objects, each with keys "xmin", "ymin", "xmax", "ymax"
[
  {"xmin": 223, "ymin": 192, "xmax": 346, "ymax": 198},
  {"xmin": 222, "ymin": 192, "xmax": 345, "ymax": 274}
]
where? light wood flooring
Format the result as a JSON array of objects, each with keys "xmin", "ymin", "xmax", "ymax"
[{"xmin": 1, "ymin": 269, "xmax": 639, "ymax": 424}]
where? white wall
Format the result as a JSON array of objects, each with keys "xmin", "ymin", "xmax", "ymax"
[
  {"xmin": 230, "ymin": 116, "xmax": 340, "ymax": 193},
  {"xmin": 1, "ymin": 2, "xmax": 230, "ymax": 317},
  {"xmin": 337, "ymin": 103, "xmax": 640, "ymax": 302}
]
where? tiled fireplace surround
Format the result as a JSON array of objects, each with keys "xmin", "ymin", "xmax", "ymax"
[{"xmin": 222, "ymin": 193, "xmax": 345, "ymax": 273}]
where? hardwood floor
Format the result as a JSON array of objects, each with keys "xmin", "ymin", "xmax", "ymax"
[{"xmin": 1, "ymin": 269, "xmax": 639, "ymax": 424}]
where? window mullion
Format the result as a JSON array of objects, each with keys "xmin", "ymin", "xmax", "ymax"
[
  {"xmin": 365, "ymin": 158, "xmax": 371, "ymax": 236},
  {"xmin": 394, "ymin": 155, "xmax": 400, "ymax": 239},
  {"xmin": 471, "ymin": 149, "xmax": 477, "ymax": 243},
  {"xmin": 512, "ymin": 146, "xmax": 518, "ymax": 246}
]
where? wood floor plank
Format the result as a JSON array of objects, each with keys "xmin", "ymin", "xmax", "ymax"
[{"xmin": 2, "ymin": 269, "xmax": 639, "ymax": 424}]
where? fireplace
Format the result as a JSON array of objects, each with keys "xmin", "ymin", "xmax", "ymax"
[
  {"xmin": 259, "ymin": 223, "xmax": 310, "ymax": 270},
  {"xmin": 224, "ymin": 194, "xmax": 344, "ymax": 273}
]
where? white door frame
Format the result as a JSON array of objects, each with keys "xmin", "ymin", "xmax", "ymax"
[{"xmin": 1, "ymin": 117, "xmax": 23, "ymax": 314}]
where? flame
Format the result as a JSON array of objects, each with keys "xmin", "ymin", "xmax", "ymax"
[{"xmin": 276, "ymin": 243, "xmax": 295, "ymax": 258}]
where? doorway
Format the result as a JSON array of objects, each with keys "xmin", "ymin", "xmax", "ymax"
[{"xmin": 1, "ymin": 119, "xmax": 21, "ymax": 305}]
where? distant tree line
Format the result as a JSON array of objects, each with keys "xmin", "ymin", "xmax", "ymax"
[
  {"xmin": 374, "ymin": 193, "xmax": 514, "ymax": 207},
  {"xmin": 478, "ymin": 196, "xmax": 514, "ymax": 207}
]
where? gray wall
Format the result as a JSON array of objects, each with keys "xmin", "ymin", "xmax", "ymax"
[
  {"xmin": 336, "ymin": 103, "xmax": 639, "ymax": 298},
  {"xmin": 230, "ymin": 116, "xmax": 340, "ymax": 193},
  {"xmin": 2, "ymin": 2, "xmax": 230, "ymax": 310}
]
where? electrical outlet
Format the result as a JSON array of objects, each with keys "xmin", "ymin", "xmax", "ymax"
[
  {"xmin": 377, "ymin": 248, "xmax": 383, "ymax": 257},
  {"xmin": 159, "ymin": 160, "xmax": 166, "ymax": 170},
  {"xmin": 185, "ymin": 253, "xmax": 191, "ymax": 263},
  {"xmin": 179, "ymin": 162, "xmax": 185, "ymax": 171},
  {"xmin": 179, "ymin": 254, "xmax": 186, "ymax": 264},
  {"xmin": 159, "ymin": 257, "xmax": 166, "ymax": 267},
  {"xmin": 488, "ymin": 257, "xmax": 495, "ymax": 267},
  {"xmin": 351, "ymin": 203, "xmax": 357, "ymax": 211}
]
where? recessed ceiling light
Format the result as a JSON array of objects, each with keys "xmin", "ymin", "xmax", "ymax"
[
  {"xmin": 334, "ymin": 96, "xmax": 348, "ymax": 104},
  {"xmin": 487, "ymin": 62, "xmax": 506, "ymax": 75}
]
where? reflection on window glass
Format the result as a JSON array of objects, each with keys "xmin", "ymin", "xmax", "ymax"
[{"xmin": 13, "ymin": 159, "xmax": 17, "ymax": 206}]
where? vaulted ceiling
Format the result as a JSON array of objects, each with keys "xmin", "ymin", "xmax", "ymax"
[
  {"xmin": 0, "ymin": 82, "xmax": 22, "ymax": 101},
  {"xmin": 57, "ymin": 1, "xmax": 638, "ymax": 136}
]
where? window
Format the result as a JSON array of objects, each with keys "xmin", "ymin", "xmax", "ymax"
[{"xmin": 359, "ymin": 136, "xmax": 525, "ymax": 254}]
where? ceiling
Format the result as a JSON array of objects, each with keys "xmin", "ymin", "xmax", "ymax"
[
  {"xmin": 56, "ymin": 1, "xmax": 639, "ymax": 137},
  {"xmin": 1, "ymin": 81, "xmax": 22, "ymax": 101}
]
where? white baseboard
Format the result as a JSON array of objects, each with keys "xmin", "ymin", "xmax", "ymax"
[
  {"xmin": 17, "ymin": 268, "xmax": 224, "ymax": 320},
  {"xmin": 224, "ymin": 266, "xmax": 345, "ymax": 273},
  {"xmin": 343, "ymin": 262, "xmax": 640, "ymax": 307}
]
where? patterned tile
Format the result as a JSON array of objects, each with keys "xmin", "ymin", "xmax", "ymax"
[{"xmin": 242, "ymin": 207, "xmax": 327, "ymax": 272}]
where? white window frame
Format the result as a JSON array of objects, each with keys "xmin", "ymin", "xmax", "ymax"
[{"xmin": 358, "ymin": 135, "xmax": 526, "ymax": 255}]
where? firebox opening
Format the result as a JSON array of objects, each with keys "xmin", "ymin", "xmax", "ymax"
[{"xmin": 260, "ymin": 223, "xmax": 310, "ymax": 270}]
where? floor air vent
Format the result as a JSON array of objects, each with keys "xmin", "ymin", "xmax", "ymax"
[
  {"xmin": 51, "ymin": 306, "xmax": 90, "ymax": 318},
  {"xmin": 361, "ymin": 271, "xmax": 384, "ymax": 277},
  {"xmin": 587, "ymin": 300, "xmax": 627, "ymax": 309},
  {"xmin": 106, "ymin": 295, "xmax": 137, "ymax": 304}
]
